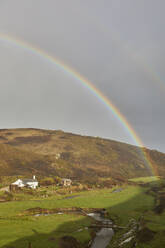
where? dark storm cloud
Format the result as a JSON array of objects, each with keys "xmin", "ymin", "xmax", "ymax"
[{"xmin": 0, "ymin": 0, "xmax": 165, "ymax": 151}]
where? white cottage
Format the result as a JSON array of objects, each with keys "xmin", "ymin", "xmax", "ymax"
[{"xmin": 11, "ymin": 176, "xmax": 38, "ymax": 189}]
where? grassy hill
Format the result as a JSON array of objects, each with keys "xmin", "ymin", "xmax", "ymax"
[{"xmin": 0, "ymin": 128, "xmax": 164, "ymax": 182}]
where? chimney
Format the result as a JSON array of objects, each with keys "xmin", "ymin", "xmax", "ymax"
[{"xmin": 33, "ymin": 175, "xmax": 36, "ymax": 180}]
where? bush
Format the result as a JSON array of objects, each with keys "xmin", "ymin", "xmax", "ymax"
[
  {"xmin": 40, "ymin": 177, "xmax": 55, "ymax": 186},
  {"xmin": 4, "ymin": 191, "xmax": 14, "ymax": 201},
  {"xmin": 54, "ymin": 176, "xmax": 62, "ymax": 184}
]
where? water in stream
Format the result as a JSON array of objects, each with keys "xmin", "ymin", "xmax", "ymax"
[
  {"xmin": 33, "ymin": 210, "xmax": 114, "ymax": 247},
  {"xmin": 87, "ymin": 213, "xmax": 114, "ymax": 248}
]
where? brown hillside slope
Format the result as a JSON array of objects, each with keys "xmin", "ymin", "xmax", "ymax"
[
  {"xmin": 0, "ymin": 128, "xmax": 164, "ymax": 180},
  {"xmin": 0, "ymin": 143, "xmax": 53, "ymax": 176}
]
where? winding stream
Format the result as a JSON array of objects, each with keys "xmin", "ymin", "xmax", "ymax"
[
  {"xmin": 31, "ymin": 207, "xmax": 114, "ymax": 247},
  {"xmin": 87, "ymin": 213, "xmax": 114, "ymax": 248}
]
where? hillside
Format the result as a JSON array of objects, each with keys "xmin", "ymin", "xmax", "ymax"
[
  {"xmin": 0, "ymin": 128, "xmax": 164, "ymax": 182},
  {"xmin": 0, "ymin": 143, "xmax": 53, "ymax": 176}
]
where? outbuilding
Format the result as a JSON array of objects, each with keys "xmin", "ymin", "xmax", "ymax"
[{"xmin": 62, "ymin": 178, "xmax": 72, "ymax": 187}]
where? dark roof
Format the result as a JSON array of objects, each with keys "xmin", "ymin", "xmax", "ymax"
[
  {"xmin": 22, "ymin": 179, "xmax": 38, "ymax": 183},
  {"xmin": 62, "ymin": 178, "xmax": 72, "ymax": 181}
]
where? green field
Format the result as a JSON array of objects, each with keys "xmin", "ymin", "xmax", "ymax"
[
  {"xmin": 0, "ymin": 178, "xmax": 165, "ymax": 247},
  {"xmin": 129, "ymin": 176, "xmax": 160, "ymax": 183}
]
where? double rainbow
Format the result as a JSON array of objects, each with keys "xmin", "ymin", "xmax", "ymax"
[{"xmin": 0, "ymin": 33, "xmax": 156, "ymax": 176}]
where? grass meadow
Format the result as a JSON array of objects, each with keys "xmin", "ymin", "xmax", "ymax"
[{"xmin": 0, "ymin": 177, "xmax": 165, "ymax": 247}]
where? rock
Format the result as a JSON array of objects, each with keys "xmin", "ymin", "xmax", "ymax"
[
  {"xmin": 119, "ymin": 236, "xmax": 135, "ymax": 246},
  {"xmin": 112, "ymin": 188, "xmax": 123, "ymax": 193},
  {"xmin": 123, "ymin": 229, "xmax": 134, "ymax": 239}
]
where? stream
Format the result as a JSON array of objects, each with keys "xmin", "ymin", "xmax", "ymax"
[
  {"xmin": 87, "ymin": 213, "xmax": 114, "ymax": 248},
  {"xmin": 31, "ymin": 207, "xmax": 114, "ymax": 247}
]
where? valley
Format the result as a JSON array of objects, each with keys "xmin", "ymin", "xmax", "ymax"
[
  {"xmin": 0, "ymin": 177, "xmax": 165, "ymax": 247},
  {"xmin": 0, "ymin": 129, "xmax": 165, "ymax": 247}
]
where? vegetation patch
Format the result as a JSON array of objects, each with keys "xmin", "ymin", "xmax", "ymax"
[
  {"xmin": 22, "ymin": 207, "xmax": 105, "ymax": 217},
  {"xmin": 154, "ymin": 193, "xmax": 165, "ymax": 214},
  {"xmin": 137, "ymin": 227, "xmax": 156, "ymax": 243},
  {"xmin": 59, "ymin": 236, "xmax": 81, "ymax": 248},
  {"xmin": 0, "ymin": 136, "xmax": 7, "ymax": 141},
  {"xmin": 8, "ymin": 135, "xmax": 51, "ymax": 145},
  {"xmin": 129, "ymin": 176, "xmax": 160, "ymax": 183}
]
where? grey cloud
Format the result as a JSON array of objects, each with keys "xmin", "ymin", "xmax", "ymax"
[{"xmin": 0, "ymin": 0, "xmax": 165, "ymax": 151}]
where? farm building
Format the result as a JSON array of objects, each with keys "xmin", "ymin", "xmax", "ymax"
[
  {"xmin": 62, "ymin": 178, "xmax": 72, "ymax": 186},
  {"xmin": 10, "ymin": 176, "xmax": 38, "ymax": 191}
]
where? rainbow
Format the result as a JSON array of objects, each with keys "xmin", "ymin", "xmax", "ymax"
[{"xmin": 0, "ymin": 33, "xmax": 156, "ymax": 176}]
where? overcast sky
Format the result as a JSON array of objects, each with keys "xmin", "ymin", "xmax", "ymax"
[{"xmin": 0, "ymin": 0, "xmax": 165, "ymax": 151}]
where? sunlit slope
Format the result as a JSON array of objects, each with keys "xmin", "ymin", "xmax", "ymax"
[{"xmin": 0, "ymin": 128, "xmax": 164, "ymax": 179}]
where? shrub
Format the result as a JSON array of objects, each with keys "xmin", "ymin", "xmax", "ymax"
[{"xmin": 40, "ymin": 177, "xmax": 55, "ymax": 186}]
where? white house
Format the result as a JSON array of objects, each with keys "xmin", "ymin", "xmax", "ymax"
[{"xmin": 11, "ymin": 176, "xmax": 38, "ymax": 189}]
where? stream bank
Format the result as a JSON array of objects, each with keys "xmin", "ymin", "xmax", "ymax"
[
  {"xmin": 22, "ymin": 207, "xmax": 115, "ymax": 248},
  {"xmin": 88, "ymin": 212, "xmax": 114, "ymax": 248}
]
